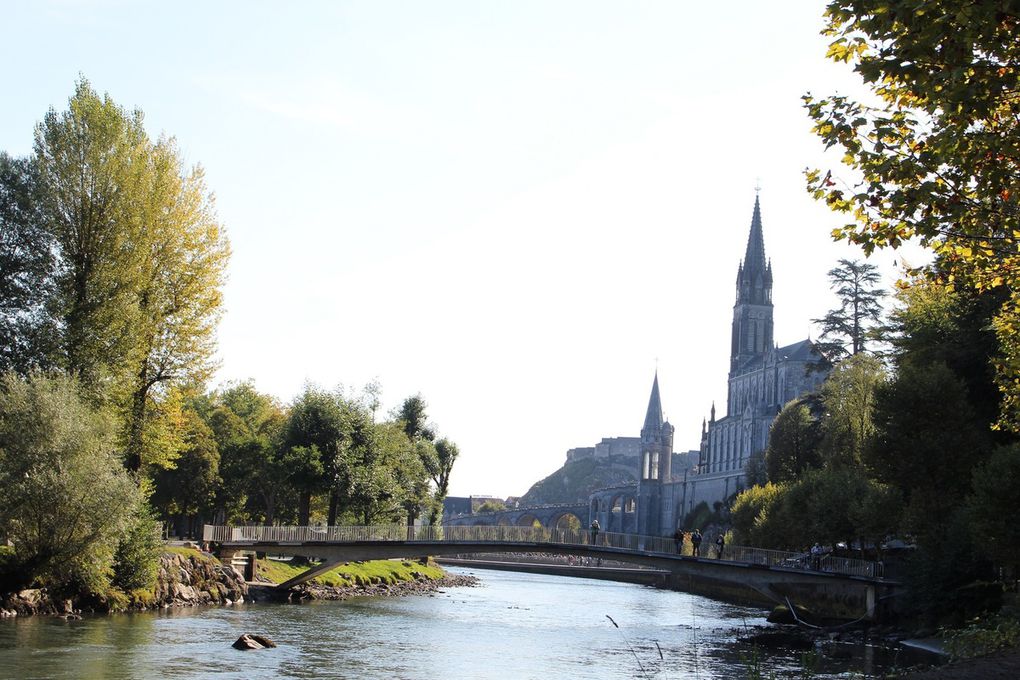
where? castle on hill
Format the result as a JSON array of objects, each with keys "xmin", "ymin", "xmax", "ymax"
[{"xmin": 585, "ymin": 195, "xmax": 829, "ymax": 536}]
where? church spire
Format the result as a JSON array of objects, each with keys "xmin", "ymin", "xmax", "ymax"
[
  {"xmin": 743, "ymin": 195, "xmax": 767, "ymax": 274},
  {"xmin": 730, "ymin": 194, "xmax": 775, "ymax": 374},
  {"xmin": 642, "ymin": 371, "xmax": 663, "ymax": 439}
]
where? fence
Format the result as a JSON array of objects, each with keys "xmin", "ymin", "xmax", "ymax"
[{"xmin": 202, "ymin": 524, "xmax": 883, "ymax": 579}]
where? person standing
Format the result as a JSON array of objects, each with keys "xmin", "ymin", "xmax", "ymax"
[
  {"xmin": 673, "ymin": 527, "xmax": 685, "ymax": 554},
  {"xmin": 715, "ymin": 533, "xmax": 725, "ymax": 559},
  {"xmin": 691, "ymin": 529, "xmax": 702, "ymax": 557},
  {"xmin": 590, "ymin": 519, "xmax": 600, "ymax": 545}
]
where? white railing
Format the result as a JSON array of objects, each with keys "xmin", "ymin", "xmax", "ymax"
[{"xmin": 202, "ymin": 524, "xmax": 883, "ymax": 579}]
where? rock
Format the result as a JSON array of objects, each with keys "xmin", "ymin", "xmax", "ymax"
[{"xmin": 232, "ymin": 633, "xmax": 277, "ymax": 650}]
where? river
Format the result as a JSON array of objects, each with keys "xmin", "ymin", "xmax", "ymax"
[{"xmin": 0, "ymin": 568, "xmax": 924, "ymax": 679}]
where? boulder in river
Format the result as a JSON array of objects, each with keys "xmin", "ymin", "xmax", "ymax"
[{"xmin": 232, "ymin": 634, "xmax": 277, "ymax": 650}]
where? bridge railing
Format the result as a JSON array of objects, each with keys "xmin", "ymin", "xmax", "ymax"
[{"xmin": 202, "ymin": 524, "xmax": 883, "ymax": 579}]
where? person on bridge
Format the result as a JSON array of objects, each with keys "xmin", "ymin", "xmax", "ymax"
[
  {"xmin": 715, "ymin": 533, "xmax": 725, "ymax": 559},
  {"xmin": 589, "ymin": 519, "xmax": 600, "ymax": 545},
  {"xmin": 691, "ymin": 529, "xmax": 702, "ymax": 557},
  {"xmin": 673, "ymin": 527, "xmax": 684, "ymax": 554}
]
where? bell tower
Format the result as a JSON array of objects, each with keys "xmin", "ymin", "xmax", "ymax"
[{"xmin": 730, "ymin": 195, "xmax": 774, "ymax": 377}]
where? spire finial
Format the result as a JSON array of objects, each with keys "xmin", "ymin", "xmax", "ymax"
[{"xmin": 754, "ymin": 178, "xmax": 762, "ymax": 195}]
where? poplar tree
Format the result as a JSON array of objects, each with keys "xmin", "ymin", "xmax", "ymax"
[{"xmin": 33, "ymin": 79, "xmax": 230, "ymax": 470}]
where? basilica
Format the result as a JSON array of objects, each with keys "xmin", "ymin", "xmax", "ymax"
[{"xmin": 588, "ymin": 195, "xmax": 829, "ymax": 536}]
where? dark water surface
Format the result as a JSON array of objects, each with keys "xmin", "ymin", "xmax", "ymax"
[{"xmin": 0, "ymin": 568, "xmax": 918, "ymax": 679}]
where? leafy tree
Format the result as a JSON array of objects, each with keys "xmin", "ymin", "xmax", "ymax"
[
  {"xmin": 283, "ymin": 386, "xmax": 351, "ymax": 525},
  {"xmin": 0, "ymin": 153, "xmax": 55, "ymax": 373},
  {"xmin": 33, "ymin": 79, "xmax": 149, "ymax": 402},
  {"xmin": 730, "ymin": 482, "xmax": 787, "ymax": 547},
  {"xmin": 398, "ymin": 394, "xmax": 435, "ymax": 442},
  {"xmin": 813, "ymin": 259, "xmax": 886, "ymax": 359},
  {"xmin": 476, "ymin": 499, "xmax": 507, "ymax": 513},
  {"xmin": 868, "ymin": 361, "xmax": 991, "ymax": 540},
  {"xmin": 765, "ymin": 397, "xmax": 823, "ymax": 483},
  {"xmin": 112, "ymin": 501, "xmax": 162, "ymax": 592},
  {"xmin": 425, "ymin": 438, "xmax": 459, "ymax": 526},
  {"xmin": 120, "ymin": 137, "xmax": 229, "ymax": 472},
  {"xmin": 205, "ymin": 382, "xmax": 288, "ymax": 524},
  {"xmin": 804, "ymin": 1, "xmax": 1020, "ymax": 429},
  {"xmin": 33, "ymin": 79, "xmax": 229, "ymax": 470},
  {"xmin": 151, "ymin": 408, "xmax": 220, "ymax": 537},
  {"xmin": 818, "ymin": 353, "xmax": 886, "ymax": 467},
  {"xmin": 0, "ymin": 371, "xmax": 140, "ymax": 592},
  {"xmin": 969, "ymin": 443, "xmax": 1020, "ymax": 571}
]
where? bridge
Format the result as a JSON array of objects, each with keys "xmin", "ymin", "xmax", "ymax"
[
  {"xmin": 442, "ymin": 503, "xmax": 590, "ymax": 529},
  {"xmin": 204, "ymin": 524, "xmax": 900, "ymax": 622}
]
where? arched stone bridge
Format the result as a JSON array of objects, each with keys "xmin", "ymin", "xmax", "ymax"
[
  {"xmin": 204, "ymin": 524, "xmax": 900, "ymax": 622},
  {"xmin": 443, "ymin": 503, "xmax": 589, "ymax": 529}
]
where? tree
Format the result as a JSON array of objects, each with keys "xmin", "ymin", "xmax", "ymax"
[
  {"xmin": 804, "ymin": 2, "xmax": 1020, "ymax": 428},
  {"xmin": 205, "ymin": 382, "xmax": 288, "ymax": 524},
  {"xmin": 33, "ymin": 79, "xmax": 229, "ymax": 470},
  {"xmin": 120, "ymin": 137, "xmax": 229, "ymax": 472},
  {"xmin": 0, "ymin": 153, "xmax": 55, "ymax": 373},
  {"xmin": 425, "ymin": 438, "xmax": 459, "ymax": 526},
  {"xmin": 0, "ymin": 372, "xmax": 140, "ymax": 592},
  {"xmin": 867, "ymin": 361, "xmax": 991, "ymax": 540},
  {"xmin": 818, "ymin": 353, "xmax": 886, "ymax": 467},
  {"xmin": 151, "ymin": 408, "xmax": 220, "ymax": 538},
  {"xmin": 765, "ymin": 396, "xmax": 823, "ymax": 483},
  {"xmin": 969, "ymin": 443, "xmax": 1020, "ymax": 571},
  {"xmin": 33, "ymin": 79, "xmax": 149, "ymax": 402},
  {"xmin": 813, "ymin": 259, "xmax": 886, "ymax": 360}
]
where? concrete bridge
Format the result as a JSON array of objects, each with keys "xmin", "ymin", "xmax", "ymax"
[
  {"xmin": 204, "ymin": 524, "xmax": 900, "ymax": 622},
  {"xmin": 442, "ymin": 503, "xmax": 589, "ymax": 529}
]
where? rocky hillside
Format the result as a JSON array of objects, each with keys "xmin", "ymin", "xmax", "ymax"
[
  {"xmin": 518, "ymin": 451, "xmax": 698, "ymax": 506},
  {"xmin": 519, "ymin": 455, "xmax": 640, "ymax": 505}
]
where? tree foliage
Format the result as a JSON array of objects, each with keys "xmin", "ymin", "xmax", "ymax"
[
  {"xmin": 806, "ymin": 1, "xmax": 1020, "ymax": 428},
  {"xmin": 0, "ymin": 153, "xmax": 55, "ymax": 373},
  {"xmin": 765, "ymin": 397, "xmax": 823, "ymax": 483},
  {"xmin": 0, "ymin": 372, "xmax": 142, "ymax": 592},
  {"xmin": 32, "ymin": 79, "xmax": 229, "ymax": 470},
  {"xmin": 812, "ymin": 258, "xmax": 886, "ymax": 359}
]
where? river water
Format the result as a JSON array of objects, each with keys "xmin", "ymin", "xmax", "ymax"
[{"xmin": 0, "ymin": 568, "xmax": 921, "ymax": 679}]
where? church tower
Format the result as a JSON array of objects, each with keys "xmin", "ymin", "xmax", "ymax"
[
  {"xmin": 637, "ymin": 372, "xmax": 674, "ymax": 536},
  {"xmin": 729, "ymin": 196, "xmax": 774, "ymax": 379}
]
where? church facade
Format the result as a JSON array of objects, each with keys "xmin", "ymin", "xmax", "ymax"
[{"xmin": 588, "ymin": 196, "xmax": 828, "ymax": 536}]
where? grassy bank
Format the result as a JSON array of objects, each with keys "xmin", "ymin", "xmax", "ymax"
[{"xmin": 256, "ymin": 557, "xmax": 445, "ymax": 588}]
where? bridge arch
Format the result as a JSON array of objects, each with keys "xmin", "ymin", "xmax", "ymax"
[
  {"xmin": 516, "ymin": 513, "xmax": 542, "ymax": 528},
  {"xmin": 550, "ymin": 511, "xmax": 582, "ymax": 531}
]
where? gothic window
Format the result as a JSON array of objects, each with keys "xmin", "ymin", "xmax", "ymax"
[
  {"xmin": 651, "ymin": 452, "xmax": 660, "ymax": 479},
  {"xmin": 642, "ymin": 452, "xmax": 650, "ymax": 480},
  {"xmin": 625, "ymin": 498, "xmax": 637, "ymax": 513},
  {"xmin": 746, "ymin": 323, "xmax": 755, "ymax": 351}
]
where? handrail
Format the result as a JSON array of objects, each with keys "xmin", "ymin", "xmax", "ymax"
[{"xmin": 202, "ymin": 524, "xmax": 884, "ymax": 579}]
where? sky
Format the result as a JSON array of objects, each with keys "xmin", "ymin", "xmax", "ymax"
[{"xmin": 0, "ymin": 1, "xmax": 924, "ymax": 499}]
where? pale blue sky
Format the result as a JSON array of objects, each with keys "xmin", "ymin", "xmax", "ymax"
[{"xmin": 1, "ymin": 1, "xmax": 918, "ymax": 498}]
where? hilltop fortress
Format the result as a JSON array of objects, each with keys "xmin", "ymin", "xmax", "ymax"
[{"xmin": 585, "ymin": 195, "xmax": 829, "ymax": 536}]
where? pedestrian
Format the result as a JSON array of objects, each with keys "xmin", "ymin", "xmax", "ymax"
[
  {"xmin": 691, "ymin": 529, "xmax": 702, "ymax": 557},
  {"xmin": 673, "ymin": 527, "xmax": 684, "ymax": 554},
  {"xmin": 715, "ymin": 533, "xmax": 725, "ymax": 559},
  {"xmin": 810, "ymin": 542, "xmax": 822, "ymax": 570},
  {"xmin": 590, "ymin": 519, "xmax": 600, "ymax": 545}
]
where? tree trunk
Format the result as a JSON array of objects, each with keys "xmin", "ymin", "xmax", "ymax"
[{"xmin": 298, "ymin": 492, "xmax": 311, "ymax": 526}]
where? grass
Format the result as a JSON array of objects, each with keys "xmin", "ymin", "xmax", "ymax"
[{"xmin": 256, "ymin": 557, "xmax": 445, "ymax": 587}]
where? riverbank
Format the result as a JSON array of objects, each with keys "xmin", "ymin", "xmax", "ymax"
[
  {"xmin": 0, "ymin": 548, "xmax": 477, "ymax": 617},
  {"xmin": 251, "ymin": 555, "xmax": 479, "ymax": 602},
  {"xmin": 900, "ymin": 645, "xmax": 1020, "ymax": 678}
]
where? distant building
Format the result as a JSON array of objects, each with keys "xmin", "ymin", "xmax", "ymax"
[
  {"xmin": 588, "ymin": 195, "xmax": 829, "ymax": 536},
  {"xmin": 565, "ymin": 436, "xmax": 642, "ymax": 462}
]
